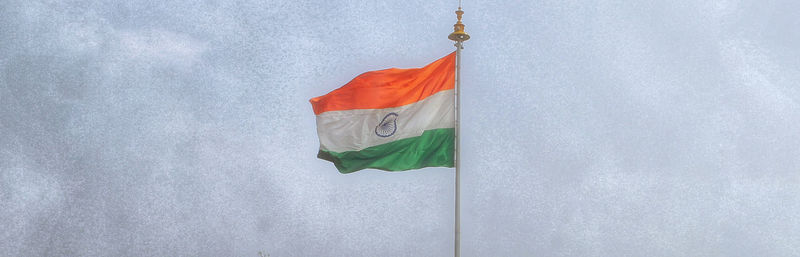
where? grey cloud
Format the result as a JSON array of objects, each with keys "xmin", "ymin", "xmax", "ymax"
[{"xmin": 2, "ymin": 0, "xmax": 800, "ymax": 256}]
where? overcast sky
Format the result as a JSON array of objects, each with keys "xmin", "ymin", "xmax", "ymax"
[{"xmin": 2, "ymin": 0, "xmax": 800, "ymax": 256}]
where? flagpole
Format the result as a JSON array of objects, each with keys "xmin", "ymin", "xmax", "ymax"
[
  {"xmin": 454, "ymin": 41, "xmax": 462, "ymax": 257},
  {"xmin": 455, "ymin": 41, "xmax": 462, "ymax": 257},
  {"xmin": 448, "ymin": 5, "xmax": 469, "ymax": 257}
]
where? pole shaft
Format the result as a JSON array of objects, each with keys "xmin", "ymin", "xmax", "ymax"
[{"xmin": 454, "ymin": 41, "xmax": 462, "ymax": 257}]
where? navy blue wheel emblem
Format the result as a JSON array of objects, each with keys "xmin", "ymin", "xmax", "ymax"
[{"xmin": 375, "ymin": 113, "xmax": 399, "ymax": 137}]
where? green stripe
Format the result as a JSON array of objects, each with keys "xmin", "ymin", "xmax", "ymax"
[{"xmin": 318, "ymin": 128, "xmax": 455, "ymax": 174}]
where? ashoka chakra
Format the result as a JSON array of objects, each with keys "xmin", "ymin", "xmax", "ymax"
[{"xmin": 375, "ymin": 113, "xmax": 399, "ymax": 137}]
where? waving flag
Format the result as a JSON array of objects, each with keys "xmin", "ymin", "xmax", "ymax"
[{"xmin": 310, "ymin": 52, "xmax": 456, "ymax": 173}]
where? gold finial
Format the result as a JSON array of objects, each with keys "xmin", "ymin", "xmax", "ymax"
[{"xmin": 448, "ymin": 7, "xmax": 470, "ymax": 42}]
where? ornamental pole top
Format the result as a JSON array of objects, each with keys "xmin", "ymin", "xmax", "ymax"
[{"xmin": 448, "ymin": 7, "xmax": 470, "ymax": 42}]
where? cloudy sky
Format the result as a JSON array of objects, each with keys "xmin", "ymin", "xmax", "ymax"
[{"xmin": 2, "ymin": 0, "xmax": 800, "ymax": 256}]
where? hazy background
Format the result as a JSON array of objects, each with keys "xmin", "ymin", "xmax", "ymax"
[{"xmin": 2, "ymin": 0, "xmax": 800, "ymax": 256}]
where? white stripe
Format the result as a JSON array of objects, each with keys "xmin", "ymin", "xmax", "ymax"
[{"xmin": 315, "ymin": 90, "xmax": 455, "ymax": 152}]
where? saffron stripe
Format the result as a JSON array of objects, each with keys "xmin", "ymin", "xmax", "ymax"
[{"xmin": 309, "ymin": 52, "xmax": 455, "ymax": 115}]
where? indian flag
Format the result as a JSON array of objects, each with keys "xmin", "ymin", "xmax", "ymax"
[{"xmin": 310, "ymin": 52, "xmax": 456, "ymax": 173}]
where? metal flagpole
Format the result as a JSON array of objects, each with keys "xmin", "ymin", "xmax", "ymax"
[
  {"xmin": 448, "ymin": 3, "xmax": 469, "ymax": 257},
  {"xmin": 455, "ymin": 42, "xmax": 462, "ymax": 257}
]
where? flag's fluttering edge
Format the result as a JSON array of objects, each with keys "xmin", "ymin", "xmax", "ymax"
[{"xmin": 310, "ymin": 52, "xmax": 456, "ymax": 173}]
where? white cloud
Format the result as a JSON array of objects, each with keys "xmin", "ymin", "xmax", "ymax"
[{"xmin": 115, "ymin": 29, "xmax": 207, "ymax": 68}]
